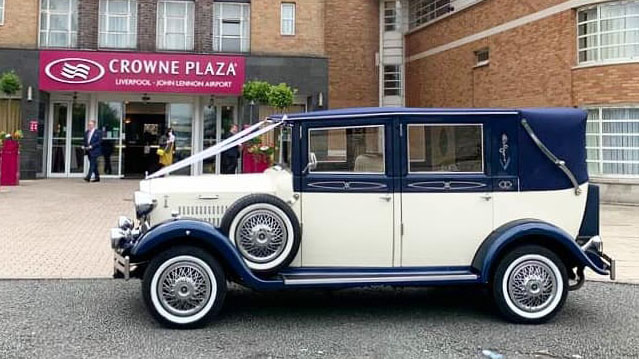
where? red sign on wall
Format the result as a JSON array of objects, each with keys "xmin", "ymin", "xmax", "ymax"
[{"xmin": 39, "ymin": 50, "xmax": 246, "ymax": 95}]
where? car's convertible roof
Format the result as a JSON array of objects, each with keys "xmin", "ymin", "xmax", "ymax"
[{"xmin": 268, "ymin": 107, "xmax": 583, "ymax": 121}]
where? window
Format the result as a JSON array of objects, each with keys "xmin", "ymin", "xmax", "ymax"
[
  {"xmin": 384, "ymin": 1, "xmax": 397, "ymax": 31},
  {"xmin": 213, "ymin": 2, "xmax": 250, "ymax": 53},
  {"xmin": 309, "ymin": 126, "xmax": 385, "ymax": 173},
  {"xmin": 474, "ymin": 48, "xmax": 489, "ymax": 67},
  {"xmin": 157, "ymin": 0, "xmax": 194, "ymax": 51},
  {"xmin": 578, "ymin": 1, "xmax": 639, "ymax": 64},
  {"xmin": 586, "ymin": 107, "xmax": 639, "ymax": 176},
  {"xmin": 0, "ymin": 0, "xmax": 5, "ymax": 25},
  {"xmin": 281, "ymin": 3, "xmax": 295, "ymax": 35},
  {"xmin": 409, "ymin": 0, "xmax": 452, "ymax": 29},
  {"xmin": 39, "ymin": 0, "xmax": 78, "ymax": 48},
  {"xmin": 407, "ymin": 124, "xmax": 483, "ymax": 173},
  {"xmin": 383, "ymin": 65, "xmax": 402, "ymax": 97},
  {"xmin": 99, "ymin": 0, "xmax": 137, "ymax": 49}
]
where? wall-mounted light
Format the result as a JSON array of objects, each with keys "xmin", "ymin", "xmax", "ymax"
[
  {"xmin": 208, "ymin": 95, "xmax": 215, "ymax": 109},
  {"xmin": 318, "ymin": 92, "xmax": 324, "ymax": 108},
  {"xmin": 72, "ymin": 92, "xmax": 78, "ymax": 104},
  {"xmin": 142, "ymin": 93, "xmax": 151, "ymax": 103},
  {"xmin": 27, "ymin": 86, "xmax": 33, "ymax": 102}
]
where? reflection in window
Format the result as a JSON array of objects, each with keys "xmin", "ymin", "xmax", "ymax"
[
  {"xmin": 309, "ymin": 126, "xmax": 385, "ymax": 173},
  {"xmin": 408, "ymin": 124, "xmax": 483, "ymax": 173},
  {"xmin": 168, "ymin": 103, "xmax": 193, "ymax": 174}
]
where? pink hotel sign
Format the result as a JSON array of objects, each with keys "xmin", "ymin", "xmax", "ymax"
[{"xmin": 39, "ymin": 50, "xmax": 245, "ymax": 95}]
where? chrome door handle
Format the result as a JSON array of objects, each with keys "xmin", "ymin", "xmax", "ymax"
[
  {"xmin": 380, "ymin": 194, "xmax": 392, "ymax": 202},
  {"xmin": 198, "ymin": 195, "xmax": 219, "ymax": 200},
  {"xmin": 480, "ymin": 194, "xmax": 492, "ymax": 201}
]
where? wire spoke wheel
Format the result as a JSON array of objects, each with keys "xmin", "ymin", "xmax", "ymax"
[
  {"xmin": 157, "ymin": 260, "xmax": 212, "ymax": 318},
  {"xmin": 235, "ymin": 209, "xmax": 288, "ymax": 263},
  {"xmin": 507, "ymin": 259, "xmax": 558, "ymax": 314}
]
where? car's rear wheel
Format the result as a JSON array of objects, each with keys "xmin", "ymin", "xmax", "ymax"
[
  {"xmin": 142, "ymin": 246, "xmax": 226, "ymax": 328},
  {"xmin": 220, "ymin": 194, "xmax": 301, "ymax": 274},
  {"xmin": 492, "ymin": 245, "xmax": 568, "ymax": 324}
]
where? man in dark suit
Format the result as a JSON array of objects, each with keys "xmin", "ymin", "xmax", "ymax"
[{"xmin": 83, "ymin": 120, "xmax": 102, "ymax": 182}]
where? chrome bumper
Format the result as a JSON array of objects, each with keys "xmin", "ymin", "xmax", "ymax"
[
  {"xmin": 113, "ymin": 252, "xmax": 132, "ymax": 280},
  {"xmin": 581, "ymin": 235, "xmax": 616, "ymax": 280}
]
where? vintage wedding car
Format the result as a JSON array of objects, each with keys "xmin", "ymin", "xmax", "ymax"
[{"xmin": 110, "ymin": 107, "xmax": 614, "ymax": 328}]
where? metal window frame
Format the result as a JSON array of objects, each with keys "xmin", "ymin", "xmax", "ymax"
[
  {"xmin": 99, "ymin": 0, "xmax": 137, "ymax": 49},
  {"xmin": 0, "ymin": 0, "xmax": 5, "ymax": 26},
  {"xmin": 39, "ymin": 0, "xmax": 78, "ymax": 48},
  {"xmin": 585, "ymin": 105, "xmax": 639, "ymax": 177},
  {"xmin": 157, "ymin": 0, "xmax": 194, "ymax": 51},
  {"xmin": 280, "ymin": 2, "xmax": 295, "ymax": 36},
  {"xmin": 213, "ymin": 2, "xmax": 250, "ymax": 53},
  {"xmin": 383, "ymin": 64, "xmax": 402, "ymax": 96},
  {"xmin": 576, "ymin": 1, "xmax": 639, "ymax": 65}
]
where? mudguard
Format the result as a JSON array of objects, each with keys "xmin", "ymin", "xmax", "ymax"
[
  {"xmin": 129, "ymin": 219, "xmax": 282, "ymax": 290},
  {"xmin": 472, "ymin": 219, "xmax": 611, "ymax": 282}
]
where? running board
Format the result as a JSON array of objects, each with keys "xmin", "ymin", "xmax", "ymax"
[{"xmin": 282, "ymin": 271, "xmax": 479, "ymax": 286}]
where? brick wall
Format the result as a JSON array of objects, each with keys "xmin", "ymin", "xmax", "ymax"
[
  {"xmin": 573, "ymin": 63, "xmax": 639, "ymax": 106},
  {"xmin": 251, "ymin": 0, "xmax": 325, "ymax": 57},
  {"xmin": 138, "ymin": 0, "xmax": 157, "ymax": 52},
  {"xmin": 324, "ymin": 0, "xmax": 379, "ymax": 109},
  {"xmin": 0, "ymin": 0, "xmax": 39, "ymax": 48},
  {"xmin": 78, "ymin": 0, "xmax": 99, "ymax": 50},
  {"xmin": 406, "ymin": 0, "xmax": 567, "ymax": 56},
  {"xmin": 195, "ymin": 0, "xmax": 214, "ymax": 53},
  {"xmin": 406, "ymin": 6, "xmax": 576, "ymax": 108}
]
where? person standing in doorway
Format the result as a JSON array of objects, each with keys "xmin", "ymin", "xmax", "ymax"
[
  {"xmin": 221, "ymin": 124, "xmax": 240, "ymax": 174},
  {"xmin": 83, "ymin": 120, "xmax": 102, "ymax": 182},
  {"xmin": 159, "ymin": 128, "xmax": 176, "ymax": 168}
]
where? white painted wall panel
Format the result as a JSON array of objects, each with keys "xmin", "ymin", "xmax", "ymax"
[{"xmin": 301, "ymin": 192, "xmax": 395, "ymax": 267}]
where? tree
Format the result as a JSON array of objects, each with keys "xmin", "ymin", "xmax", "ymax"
[
  {"xmin": 0, "ymin": 71, "xmax": 22, "ymax": 131},
  {"xmin": 267, "ymin": 83, "xmax": 295, "ymax": 112},
  {"xmin": 242, "ymin": 80, "xmax": 272, "ymax": 105}
]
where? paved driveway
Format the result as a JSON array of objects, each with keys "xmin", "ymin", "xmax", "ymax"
[
  {"xmin": 0, "ymin": 179, "xmax": 637, "ymax": 282},
  {"xmin": 0, "ymin": 179, "xmax": 137, "ymax": 278}
]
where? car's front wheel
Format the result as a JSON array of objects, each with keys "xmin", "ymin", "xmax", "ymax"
[
  {"xmin": 492, "ymin": 245, "xmax": 568, "ymax": 324},
  {"xmin": 142, "ymin": 246, "xmax": 226, "ymax": 328}
]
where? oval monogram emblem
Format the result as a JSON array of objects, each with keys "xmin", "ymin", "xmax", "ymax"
[
  {"xmin": 44, "ymin": 58, "xmax": 106, "ymax": 84},
  {"xmin": 498, "ymin": 180, "xmax": 513, "ymax": 190}
]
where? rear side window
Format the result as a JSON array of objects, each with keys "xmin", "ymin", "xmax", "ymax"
[
  {"xmin": 309, "ymin": 125, "xmax": 385, "ymax": 173},
  {"xmin": 408, "ymin": 124, "xmax": 483, "ymax": 173}
]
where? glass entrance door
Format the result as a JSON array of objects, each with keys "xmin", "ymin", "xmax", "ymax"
[
  {"xmin": 48, "ymin": 102, "xmax": 87, "ymax": 177},
  {"xmin": 202, "ymin": 105, "xmax": 235, "ymax": 174}
]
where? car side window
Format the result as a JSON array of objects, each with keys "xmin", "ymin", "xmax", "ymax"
[
  {"xmin": 407, "ymin": 124, "xmax": 484, "ymax": 173},
  {"xmin": 308, "ymin": 125, "xmax": 385, "ymax": 173}
]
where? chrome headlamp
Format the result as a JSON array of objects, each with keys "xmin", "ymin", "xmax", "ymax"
[
  {"xmin": 118, "ymin": 216, "xmax": 133, "ymax": 230},
  {"xmin": 134, "ymin": 191, "xmax": 156, "ymax": 219}
]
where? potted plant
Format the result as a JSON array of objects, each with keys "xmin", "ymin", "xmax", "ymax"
[
  {"xmin": 0, "ymin": 71, "xmax": 22, "ymax": 125},
  {"xmin": 0, "ymin": 129, "xmax": 23, "ymax": 186}
]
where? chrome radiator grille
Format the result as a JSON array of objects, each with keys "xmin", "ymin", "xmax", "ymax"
[{"xmin": 177, "ymin": 205, "xmax": 229, "ymax": 227}]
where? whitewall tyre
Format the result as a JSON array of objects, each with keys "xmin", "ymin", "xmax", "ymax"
[
  {"xmin": 142, "ymin": 246, "xmax": 226, "ymax": 329},
  {"xmin": 492, "ymin": 245, "xmax": 568, "ymax": 324},
  {"xmin": 221, "ymin": 194, "xmax": 301, "ymax": 274}
]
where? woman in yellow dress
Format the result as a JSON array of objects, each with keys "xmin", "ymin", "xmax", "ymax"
[{"xmin": 158, "ymin": 128, "xmax": 175, "ymax": 168}]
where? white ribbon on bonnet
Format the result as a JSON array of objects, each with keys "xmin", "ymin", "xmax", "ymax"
[{"xmin": 146, "ymin": 116, "xmax": 286, "ymax": 179}]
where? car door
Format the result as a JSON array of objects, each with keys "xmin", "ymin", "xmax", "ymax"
[
  {"xmin": 400, "ymin": 116, "xmax": 495, "ymax": 267},
  {"xmin": 300, "ymin": 118, "xmax": 395, "ymax": 267}
]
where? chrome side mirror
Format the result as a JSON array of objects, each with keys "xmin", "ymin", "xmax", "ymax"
[{"xmin": 303, "ymin": 152, "xmax": 318, "ymax": 174}]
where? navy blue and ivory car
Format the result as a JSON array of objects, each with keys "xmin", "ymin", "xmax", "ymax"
[{"xmin": 111, "ymin": 107, "xmax": 614, "ymax": 328}]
